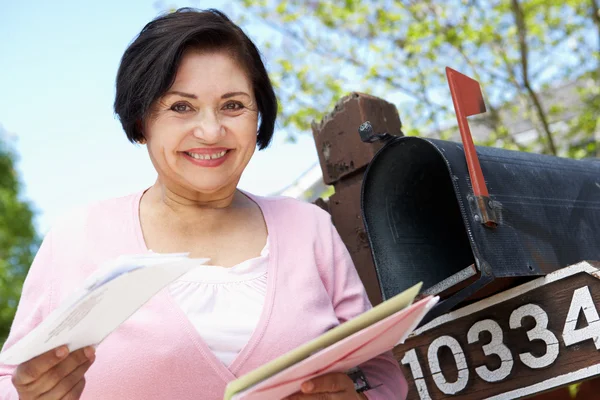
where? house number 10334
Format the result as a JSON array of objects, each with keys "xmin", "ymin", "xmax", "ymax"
[{"xmin": 400, "ymin": 286, "xmax": 600, "ymax": 398}]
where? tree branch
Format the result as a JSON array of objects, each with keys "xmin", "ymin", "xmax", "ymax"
[
  {"xmin": 253, "ymin": 13, "xmax": 451, "ymax": 113},
  {"xmin": 511, "ymin": 0, "xmax": 557, "ymax": 155},
  {"xmin": 454, "ymin": 44, "xmax": 527, "ymax": 151}
]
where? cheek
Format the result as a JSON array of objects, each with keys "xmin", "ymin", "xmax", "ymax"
[
  {"xmin": 239, "ymin": 130, "xmax": 257, "ymax": 162},
  {"xmin": 235, "ymin": 115, "xmax": 259, "ymax": 147},
  {"xmin": 147, "ymin": 136, "xmax": 180, "ymax": 169},
  {"xmin": 147, "ymin": 123, "xmax": 182, "ymax": 155}
]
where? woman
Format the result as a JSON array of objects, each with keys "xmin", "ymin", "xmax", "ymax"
[{"xmin": 0, "ymin": 8, "xmax": 407, "ymax": 400}]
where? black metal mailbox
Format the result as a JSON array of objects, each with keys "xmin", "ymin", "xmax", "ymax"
[{"xmin": 359, "ymin": 68, "xmax": 600, "ymax": 322}]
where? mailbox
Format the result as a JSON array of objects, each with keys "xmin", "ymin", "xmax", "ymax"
[{"xmin": 360, "ymin": 68, "xmax": 600, "ymax": 322}]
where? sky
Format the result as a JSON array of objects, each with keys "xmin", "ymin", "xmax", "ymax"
[{"xmin": 0, "ymin": 0, "xmax": 320, "ymax": 235}]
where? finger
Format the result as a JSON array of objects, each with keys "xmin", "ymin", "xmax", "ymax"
[
  {"xmin": 301, "ymin": 373, "xmax": 353, "ymax": 394},
  {"xmin": 283, "ymin": 392, "xmax": 347, "ymax": 400},
  {"xmin": 38, "ymin": 359, "xmax": 93, "ymax": 400},
  {"xmin": 13, "ymin": 346, "xmax": 70, "ymax": 386},
  {"xmin": 29, "ymin": 348, "xmax": 94, "ymax": 395},
  {"xmin": 283, "ymin": 393, "xmax": 317, "ymax": 400},
  {"xmin": 59, "ymin": 378, "xmax": 86, "ymax": 400}
]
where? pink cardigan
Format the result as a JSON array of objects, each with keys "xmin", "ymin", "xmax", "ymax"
[{"xmin": 0, "ymin": 191, "xmax": 407, "ymax": 399}]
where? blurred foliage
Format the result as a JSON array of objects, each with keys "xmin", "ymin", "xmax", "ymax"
[
  {"xmin": 0, "ymin": 136, "xmax": 38, "ymax": 346},
  {"xmin": 233, "ymin": 0, "xmax": 600, "ymax": 158}
]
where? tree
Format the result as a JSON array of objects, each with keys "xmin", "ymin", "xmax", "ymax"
[
  {"xmin": 0, "ymin": 128, "xmax": 39, "ymax": 346},
  {"xmin": 235, "ymin": 0, "xmax": 599, "ymax": 158}
]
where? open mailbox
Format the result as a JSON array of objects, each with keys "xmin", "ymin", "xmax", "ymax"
[{"xmin": 360, "ymin": 68, "xmax": 600, "ymax": 322}]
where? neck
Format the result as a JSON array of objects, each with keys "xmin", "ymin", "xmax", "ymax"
[{"xmin": 144, "ymin": 179, "xmax": 249, "ymax": 221}]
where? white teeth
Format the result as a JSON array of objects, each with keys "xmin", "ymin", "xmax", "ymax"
[{"xmin": 186, "ymin": 150, "xmax": 227, "ymax": 160}]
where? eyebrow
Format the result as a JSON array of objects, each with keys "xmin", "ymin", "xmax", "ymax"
[
  {"xmin": 164, "ymin": 91, "xmax": 251, "ymax": 100},
  {"xmin": 221, "ymin": 91, "xmax": 251, "ymax": 99},
  {"xmin": 165, "ymin": 91, "xmax": 197, "ymax": 99}
]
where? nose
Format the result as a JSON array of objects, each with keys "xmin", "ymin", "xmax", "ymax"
[{"xmin": 191, "ymin": 110, "xmax": 224, "ymax": 143}]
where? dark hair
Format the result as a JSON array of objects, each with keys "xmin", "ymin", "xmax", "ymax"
[{"xmin": 114, "ymin": 8, "xmax": 277, "ymax": 150}]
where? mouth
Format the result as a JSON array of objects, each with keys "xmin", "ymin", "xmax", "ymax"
[{"xmin": 183, "ymin": 150, "xmax": 228, "ymax": 160}]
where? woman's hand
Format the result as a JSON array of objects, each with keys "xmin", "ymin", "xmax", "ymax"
[
  {"xmin": 11, "ymin": 345, "xmax": 95, "ymax": 400},
  {"xmin": 283, "ymin": 372, "xmax": 368, "ymax": 399}
]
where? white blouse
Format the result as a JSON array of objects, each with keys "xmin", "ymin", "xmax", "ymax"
[{"xmin": 169, "ymin": 240, "xmax": 269, "ymax": 367}]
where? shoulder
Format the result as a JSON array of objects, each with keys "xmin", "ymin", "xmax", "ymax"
[
  {"xmin": 28, "ymin": 190, "xmax": 145, "ymax": 303},
  {"xmin": 49, "ymin": 190, "xmax": 143, "ymax": 242},
  {"xmin": 247, "ymin": 193, "xmax": 332, "ymax": 227}
]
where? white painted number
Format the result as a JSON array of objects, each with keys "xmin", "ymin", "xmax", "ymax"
[
  {"xmin": 562, "ymin": 286, "xmax": 600, "ymax": 350},
  {"xmin": 400, "ymin": 287, "xmax": 598, "ymax": 397},
  {"xmin": 427, "ymin": 336, "xmax": 469, "ymax": 395},
  {"xmin": 401, "ymin": 349, "xmax": 432, "ymax": 400},
  {"xmin": 509, "ymin": 304, "xmax": 559, "ymax": 369},
  {"xmin": 467, "ymin": 319, "xmax": 514, "ymax": 382}
]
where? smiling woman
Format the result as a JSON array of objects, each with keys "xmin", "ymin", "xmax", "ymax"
[{"xmin": 0, "ymin": 8, "xmax": 406, "ymax": 400}]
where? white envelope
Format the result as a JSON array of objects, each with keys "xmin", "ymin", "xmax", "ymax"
[{"xmin": 0, "ymin": 254, "xmax": 208, "ymax": 365}]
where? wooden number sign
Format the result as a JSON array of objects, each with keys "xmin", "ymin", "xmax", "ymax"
[{"xmin": 394, "ymin": 261, "xmax": 600, "ymax": 399}]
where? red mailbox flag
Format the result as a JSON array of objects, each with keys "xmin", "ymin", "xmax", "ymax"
[{"xmin": 446, "ymin": 67, "xmax": 496, "ymax": 227}]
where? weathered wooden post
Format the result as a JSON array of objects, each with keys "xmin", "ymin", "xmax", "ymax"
[{"xmin": 312, "ymin": 92, "xmax": 403, "ymax": 306}]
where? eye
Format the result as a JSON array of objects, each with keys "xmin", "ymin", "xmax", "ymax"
[
  {"xmin": 170, "ymin": 102, "xmax": 193, "ymax": 113},
  {"xmin": 223, "ymin": 101, "xmax": 244, "ymax": 111}
]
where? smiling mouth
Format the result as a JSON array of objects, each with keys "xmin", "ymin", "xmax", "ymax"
[{"xmin": 184, "ymin": 150, "xmax": 228, "ymax": 160}]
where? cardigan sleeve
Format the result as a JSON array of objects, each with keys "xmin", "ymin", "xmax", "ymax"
[
  {"xmin": 325, "ymin": 219, "xmax": 408, "ymax": 400},
  {"xmin": 0, "ymin": 230, "xmax": 55, "ymax": 400}
]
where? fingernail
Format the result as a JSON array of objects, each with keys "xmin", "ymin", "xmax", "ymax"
[
  {"xmin": 55, "ymin": 347, "xmax": 68, "ymax": 358},
  {"xmin": 84, "ymin": 346, "xmax": 95, "ymax": 359},
  {"xmin": 301, "ymin": 381, "xmax": 314, "ymax": 392}
]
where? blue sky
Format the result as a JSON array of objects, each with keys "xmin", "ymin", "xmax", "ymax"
[{"xmin": 0, "ymin": 0, "xmax": 320, "ymax": 234}]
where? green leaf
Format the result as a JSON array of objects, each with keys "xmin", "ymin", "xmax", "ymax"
[{"xmin": 234, "ymin": 0, "xmax": 598, "ymax": 157}]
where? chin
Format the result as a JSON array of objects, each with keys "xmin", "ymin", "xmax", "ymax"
[{"xmin": 184, "ymin": 179, "xmax": 236, "ymax": 195}]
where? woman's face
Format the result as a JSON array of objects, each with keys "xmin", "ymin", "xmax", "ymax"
[{"xmin": 143, "ymin": 49, "xmax": 258, "ymax": 199}]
